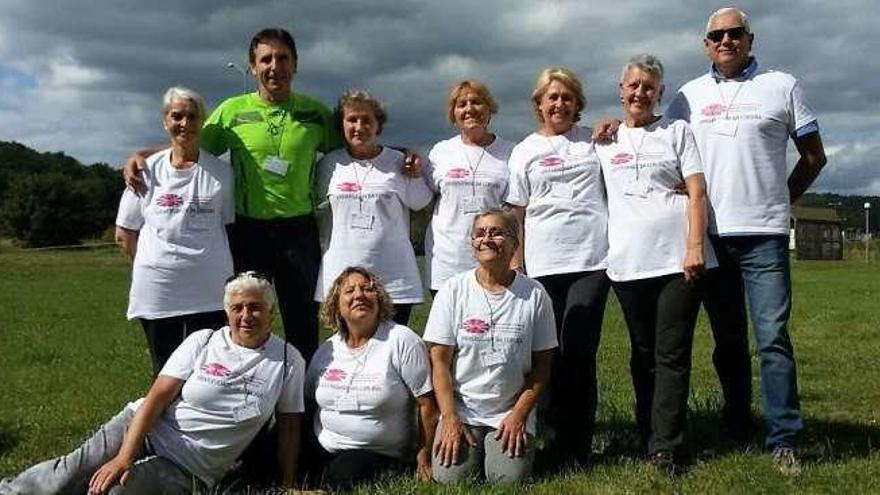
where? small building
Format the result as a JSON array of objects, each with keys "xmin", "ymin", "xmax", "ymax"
[{"xmin": 790, "ymin": 205, "xmax": 843, "ymax": 260}]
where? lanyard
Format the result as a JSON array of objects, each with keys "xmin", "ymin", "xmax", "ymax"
[
  {"xmin": 266, "ymin": 97, "xmax": 295, "ymax": 156},
  {"xmin": 622, "ymin": 125, "xmax": 648, "ymax": 182},
  {"xmin": 461, "ymin": 143, "xmax": 487, "ymax": 197},
  {"xmin": 543, "ymin": 127, "xmax": 574, "ymax": 176},
  {"xmin": 715, "ymin": 79, "xmax": 746, "ymax": 119},
  {"xmin": 351, "ymin": 159, "xmax": 375, "ymax": 212}
]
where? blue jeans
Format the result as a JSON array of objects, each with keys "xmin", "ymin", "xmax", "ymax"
[{"xmin": 706, "ymin": 235, "xmax": 803, "ymax": 448}]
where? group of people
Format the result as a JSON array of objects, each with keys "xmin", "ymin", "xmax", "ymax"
[{"xmin": 1, "ymin": 5, "xmax": 828, "ymax": 493}]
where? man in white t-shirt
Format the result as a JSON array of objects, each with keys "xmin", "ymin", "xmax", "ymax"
[{"xmin": 665, "ymin": 7, "xmax": 827, "ymax": 472}]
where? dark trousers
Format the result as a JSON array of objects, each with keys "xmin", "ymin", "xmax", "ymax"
[
  {"xmin": 139, "ymin": 311, "xmax": 227, "ymax": 376},
  {"xmin": 613, "ymin": 274, "xmax": 701, "ymax": 455},
  {"xmin": 535, "ymin": 270, "xmax": 610, "ymax": 462},
  {"xmin": 321, "ymin": 449, "xmax": 407, "ymax": 491},
  {"xmin": 702, "ymin": 236, "xmax": 754, "ymax": 433},
  {"xmin": 227, "ymin": 215, "xmax": 321, "ymax": 360},
  {"xmin": 392, "ymin": 303, "xmax": 413, "ymax": 326}
]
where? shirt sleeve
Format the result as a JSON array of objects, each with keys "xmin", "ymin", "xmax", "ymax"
[
  {"xmin": 505, "ymin": 144, "xmax": 530, "ymax": 207},
  {"xmin": 277, "ymin": 345, "xmax": 306, "ymax": 414},
  {"xmin": 392, "ymin": 327, "xmax": 433, "ymax": 397},
  {"xmin": 422, "ymin": 280, "xmax": 457, "ymax": 346},
  {"xmin": 531, "ymin": 283, "xmax": 558, "ymax": 352},
  {"xmin": 675, "ymin": 121, "xmax": 704, "ymax": 179},
  {"xmin": 424, "ymin": 145, "xmax": 441, "ymax": 193},
  {"xmin": 116, "ymin": 188, "xmax": 144, "ymax": 231},
  {"xmin": 201, "ymin": 104, "xmax": 230, "ymax": 157},
  {"xmin": 218, "ymin": 158, "xmax": 235, "ymax": 225},
  {"xmin": 160, "ymin": 329, "xmax": 215, "ymax": 380},
  {"xmin": 788, "ymin": 79, "xmax": 818, "ymax": 136},
  {"xmin": 664, "ymin": 91, "xmax": 692, "ymax": 122},
  {"xmin": 319, "ymin": 107, "xmax": 344, "ymax": 153}
]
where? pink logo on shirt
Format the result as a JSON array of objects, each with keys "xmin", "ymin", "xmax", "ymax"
[
  {"xmin": 201, "ymin": 362, "xmax": 231, "ymax": 377},
  {"xmin": 463, "ymin": 318, "xmax": 490, "ymax": 334},
  {"xmin": 156, "ymin": 193, "xmax": 184, "ymax": 207},
  {"xmin": 336, "ymin": 182, "xmax": 361, "ymax": 192},
  {"xmin": 323, "ymin": 368, "xmax": 347, "ymax": 382},
  {"xmin": 611, "ymin": 152, "xmax": 633, "ymax": 165},
  {"xmin": 445, "ymin": 168, "xmax": 471, "ymax": 179},
  {"xmin": 540, "ymin": 156, "xmax": 564, "ymax": 167},
  {"xmin": 701, "ymin": 103, "xmax": 726, "ymax": 116}
]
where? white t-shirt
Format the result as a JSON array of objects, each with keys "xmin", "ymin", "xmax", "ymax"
[
  {"xmin": 422, "ymin": 270, "xmax": 557, "ymax": 434},
  {"xmin": 306, "ymin": 322, "xmax": 432, "ymax": 459},
  {"xmin": 314, "ymin": 147, "xmax": 432, "ymax": 303},
  {"xmin": 665, "ymin": 65, "xmax": 817, "ymax": 235},
  {"xmin": 137, "ymin": 327, "xmax": 305, "ymax": 487},
  {"xmin": 595, "ymin": 117, "xmax": 718, "ymax": 281},
  {"xmin": 115, "ymin": 149, "xmax": 234, "ymax": 320},
  {"xmin": 506, "ymin": 127, "xmax": 608, "ymax": 277},
  {"xmin": 424, "ymin": 135, "xmax": 514, "ymax": 290}
]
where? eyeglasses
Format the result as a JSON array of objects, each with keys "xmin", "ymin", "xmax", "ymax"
[
  {"xmin": 705, "ymin": 26, "xmax": 748, "ymax": 43},
  {"xmin": 471, "ymin": 228, "xmax": 512, "ymax": 241}
]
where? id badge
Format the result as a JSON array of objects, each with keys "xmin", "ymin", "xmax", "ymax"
[
  {"xmin": 264, "ymin": 155, "xmax": 289, "ymax": 176},
  {"xmin": 479, "ymin": 348, "xmax": 506, "ymax": 367},
  {"xmin": 461, "ymin": 196, "xmax": 485, "ymax": 214},
  {"xmin": 186, "ymin": 208, "xmax": 214, "ymax": 231},
  {"xmin": 232, "ymin": 402, "xmax": 261, "ymax": 422},
  {"xmin": 712, "ymin": 119, "xmax": 737, "ymax": 137},
  {"xmin": 550, "ymin": 182, "xmax": 574, "ymax": 199},
  {"xmin": 350, "ymin": 212, "xmax": 375, "ymax": 230},
  {"xmin": 623, "ymin": 179, "xmax": 650, "ymax": 198},
  {"xmin": 334, "ymin": 395, "xmax": 359, "ymax": 412}
]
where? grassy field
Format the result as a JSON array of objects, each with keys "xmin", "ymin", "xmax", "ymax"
[{"xmin": 1, "ymin": 245, "xmax": 878, "ymax": 493}]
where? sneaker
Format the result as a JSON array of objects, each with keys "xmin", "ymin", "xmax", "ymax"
[
  {"xmin": 771, "ymin": 446, "xmax": 802, "ymax": 476},
  {"xmin": 648, "ymin": 450, "xmax": 681, "ymax": 477}
]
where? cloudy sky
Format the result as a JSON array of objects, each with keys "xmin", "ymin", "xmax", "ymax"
[{"xmin": 0, "ymin": 0, "xmax": 877, "ymax": 194}]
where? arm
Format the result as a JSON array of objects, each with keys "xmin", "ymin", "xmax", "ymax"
[
  {"xmin": 276, "ymin": 412, "xmax": 302, "ymax": 488},
  {"xmin": 591, "ymin": 118, "xmax": 622, "ymax": 143},
  {"xmin": 787, "ymin": 131, "xmax": 827, "ymax": 203},
  {"xmin": 114, "ymin": 226, "xmax": 138, "ymax": 263},
  {"xmin": 89, "ymin": 376, "xmax": 183, "ymax": 493},
  {"xmin": 122, "ymin": 146, "xmax": 164, "ymax": 195},
  {"xmin": 494, "ymin": 349, "xmax": 553, "ymax": 457},
  {"xmin": 683, "ymin": 173, "xmax": 708, "ymax": 282},
  {"xmin": 428, "ymin": 344, "xmax": 476, "ymax": 467},
  {"xmin": 415, "ymin": 393, "xmax": 439, "ymax": 481},
  {"xmin": 508, "ymin": 204, "xmax": 526, "ymax": 272}
]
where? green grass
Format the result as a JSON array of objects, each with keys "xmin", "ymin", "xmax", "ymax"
[{"xmin": 1, "ymin": 247, "xmax": 879, "ymax": 493}]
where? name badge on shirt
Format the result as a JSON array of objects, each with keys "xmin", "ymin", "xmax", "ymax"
[
  {"xmin": 185, "ymin": 208, "xmax": 214, "ymax": 231},
  {"xmin": 334, "ymin": 395, "xmax": 359, "ymax": 412},
  {"xmin": 461, "ymin": 196, "xmax": 485, "ymax": 214},
  {"xmin": 233, "ymin": 402, "xmax": 261, "ymax": 423},
  {"xmin": 712, "ymin": 119, "xmax": 738, "ymax": 137},
  {"xmin": 550, "ymin": 181, "xmax": 574, "ymax": 199},
  {"xmin": 350, "ymin": 212, "xmax": 375, "ymax": 230},
  {"xmin": 623, "ymin": 179, "xmax": 651, "ymax": 198},
  {"xmin": 479, "ymin": 348, "xmax": 506, "ymax": 367},
  {"xmin": 264, "ymin": 155, "xmax": 289, "ymax": 176}
]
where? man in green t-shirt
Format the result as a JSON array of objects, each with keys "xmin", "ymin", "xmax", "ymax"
[{"xmin": 126, "ymin": 28, "xmax": 342, "ymax": 359}]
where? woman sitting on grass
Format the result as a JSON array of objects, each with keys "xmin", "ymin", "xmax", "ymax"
[
  {"xmin": 0, "ymin": 272, "xmax": 306, "ymax": 494},
  {"xmin": 305, "ymin": 266, "xmax": 437, "ymax": 491}
]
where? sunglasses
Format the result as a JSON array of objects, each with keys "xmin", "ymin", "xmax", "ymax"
[{"xmin": 705, "ymin": 26, "xmax": 748, "ymax": 43}]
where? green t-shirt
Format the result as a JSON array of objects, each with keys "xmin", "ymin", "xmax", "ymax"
[{"xmin": 201, "ymin": 92, "xmax": 343, "ymax": 219}]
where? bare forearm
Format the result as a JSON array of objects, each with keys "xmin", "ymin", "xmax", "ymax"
[
  {"xmin": 510, "ymin": 350, "xmax": 552, "ymax": 418},
  {"xmin": 429, "ymin": 346, "xmax": 459, "ymax": 419},
  {"xmin": 788, "ymin": 156, "xmax": 824, "ymax": 203},
  {"xmin": 116, "ymin": 377, "xmax": 181, "ymax": 462},
  {"xmin": 277, "ymin": 414, "xmax": 301, "ymax": 487},
  {"xmin": 687, "ymin": 194, "xmax": 707, "ymax": 249}
]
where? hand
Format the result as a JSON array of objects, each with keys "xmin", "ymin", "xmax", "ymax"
[
  {"xmin": 433, "ymin": 415, "xmax": 476, "ymax": 467},
  {"xmin": 592, "ymin": 118, "xmax": 621, "ymax": 143},
  {"xmin": 672, "ymin": 181, "xmax": 689, "ymax": 195},
  {"xmin": 402, "ymin": 150, "xmax": 423, "ymax": 178},
  {"xmin": 494, "ymin": 410, "xmax": 528, "ymax": 458},
  {"xmin": 416, "ymin": 447, "xmax": 433, "ymax": 482},
  {"xmin": 683, "ymin": 246, "xmax": 706, "ymax": 282},
  {"xmin": 88, "ymin": 455, "xmax": 132, "ymax": 494},
  {"xmin": 123, "ymin": 152, "xmax": 148, "ymax": 195}
]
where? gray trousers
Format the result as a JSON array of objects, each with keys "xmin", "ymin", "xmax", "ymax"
[
  {"xmin": 431, "ymin": 423, "xmax": 534, "ymax": 484},
  {"xmin": 0, "ymin": 408, "xmax": 201, "ymax": 494}
]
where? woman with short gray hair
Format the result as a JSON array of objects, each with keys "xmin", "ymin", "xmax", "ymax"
[{"xmin": 115, "ymin": 86, "xmax": 234, "ymax": 375}]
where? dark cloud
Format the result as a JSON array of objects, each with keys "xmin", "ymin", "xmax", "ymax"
[{"xmin": 0, "ymin": 0, "xmax": 876, "ymax": 192}]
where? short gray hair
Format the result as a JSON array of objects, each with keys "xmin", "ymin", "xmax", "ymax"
[
  {"xmin": 472, "ymin": 208, "xmax": 520, "ymax": 243},
  {"xmin": 224, "ymin": 271, "xmax": 277, "ymax": 311},
  {"xmin": 162, "ymin": 86, "xmax": 207, "ymax": 121},
  {"xmin": 335, "ymin": 88, "xmax": 387, "ymax": 134},
  {"xmin": 706, "ymin": 7, "xmax": 751, "ymax": 34},
  {"xmin": 620, "ymin": 54, "xmax": 665, "ymax": 85}
]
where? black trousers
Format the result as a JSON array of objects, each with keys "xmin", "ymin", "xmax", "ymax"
[
  {"xmin": 535, "ymin": 270, "xmax": 610, "ymax": 462},
  {"xmin": 612, "ymin": 274, "xmax": 701, "ymax": 455},
  {"xmin": 702, "ymin": 235, "xmax": 753, "ymax": 432},
  {"xmin": 392, "ymin": 303, "xmax": 413, "ymax": 327},
  {"xmin": 139, "ymin": 310, "xmax": 227, "ymax": 375},
  {"xmin": 227, "ymin": 214, "xmax": 321, "ymax": 360}
]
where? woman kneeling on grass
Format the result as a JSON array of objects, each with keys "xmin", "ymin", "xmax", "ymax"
[
  {"xmin": 0, "ymin": 272, "xmax": 306, "ymax": 494},
  {"xmin": 305, "ymin": 266, "xmax": 437, "ymax": 491},
  {"xmin": 424, "ymin": 209, "xmax": 557, "ymax": 483}
]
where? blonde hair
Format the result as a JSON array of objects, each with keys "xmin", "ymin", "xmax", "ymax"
[
  {"xmin": 335, "ymin": 88, "xmax": 387, "ymax": 134},
  {"xmin": 319, "ymin": 266, "xmax": 395, "ymax": 338},
  {"xmin": 531, "ymin": 67, "xmax": 586, "ymax": 124},
  {"xmin": 446, "ymin": 80, "xmax": 499, "ymax": 125}
]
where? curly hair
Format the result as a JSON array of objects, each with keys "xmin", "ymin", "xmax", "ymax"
[{"xmin": 319, "ymin": 266, "xmax": 395, "ymax": 338}]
